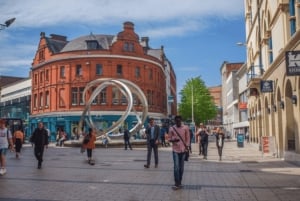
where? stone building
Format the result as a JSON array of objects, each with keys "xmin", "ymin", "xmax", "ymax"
[
  {"xmin": 220, "ymin": 62, "xmax": 243, "ymax": 138},
  {"xmin": 244, "ymin": 0, "xmax": 300, "ymax": 163},
  {"xmin": 30, "ymin": 22, "xmax": 176, "ymax": 140}
]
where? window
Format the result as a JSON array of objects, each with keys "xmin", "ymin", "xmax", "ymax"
[
  {"xmin": 59, "ymin": 89, "xmax": 66, "ymax": 107},
  {"xmin": 45, "ymin": 69, "xmax": 49, "ymax": 81},
  {"xmin": 149, "ymin": 69, "xmax": 153, "ymax": 80},
  {"xmin": 45, "ymin": 91, "xmax": 50, "ymax": 107},
  {"xmin": 79, "ymin": 87, "xmax": 84, "ymax": 105},
  {"xmin": 96, "ymin": 64, "xmax": 103, "ymax": 75},
  {"xmin": 76, "ymin": 64, "xmax": 82, "ymax": 76},
  {"xmin": 135, "ymin": 66, "xmax": 141, "ymax": 78},
  {"xmin": 86, "ymin": 40, "xmax": 99, "ymax": 50},
  {"xmin": 121, "ymin": 94, "xmax": 127, "ymax": 104},
  {"xmin": 39, "ymin": 50, "xmax": 45, "ymax": 61},
  {"xmin": 34, "ymin": 74, "xmax": 38, "ymax": 85},
  {"xmin": 39, "ymin": 92, "xmax": 43, "ymax": 108},
  {"xmin": 100, "ymin": 88, "xmax": 107, "ymax": 104},
  {"xmin": 268, "ymin": 37, "xmax": 273, "ymax": 64},
  {"xmin": 60, "ymin": 66, "xmax": 65, "ymax": 78},
  {"xmin": 123, "ymin": 42, "xmax": 134, "ymax": 52},
  {"xmin": 112, "ymin": 87, "xmax": 119, "ymax": 104},
  {"xmin": 146, "ymin": 90, "xmax": 154, "ymax": 106},
  {"xmin": 34, "ymin": 94, "xmax": 38, "ymax": 108},
  {"xmin": 71, "ymin": 88, "xmax": 78, "ymax": 105},
  {"xmin": 133, "ymin": 93, "xmax": 139, "ymax": 105},
  {"xmin": 40, "ymin": 72, "xmax": 44, "ymax": 83},
  {"xmin": 289, "ymin": 0, "xmax": 296, "ymax": 35},
  {"xmin": 117, "ymin": 64, "xmax": 122, "ymax": 76}
]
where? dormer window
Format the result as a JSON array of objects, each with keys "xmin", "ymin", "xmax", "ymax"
[
  {"xmin": 123, "ymin": 42, "xmax": 134, "ymax": 52},
  {"xmin": 86, "ymin": 40, "xmax": 99, "ymax": 50}
]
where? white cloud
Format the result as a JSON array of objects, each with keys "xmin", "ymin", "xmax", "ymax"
[
  {"xmin": 0, "ymin": 0, "xmax": 244, "ymax": 80},
  {"xmin": 1, "ymin": 0, "xmax": 244, "ymax": 28}
]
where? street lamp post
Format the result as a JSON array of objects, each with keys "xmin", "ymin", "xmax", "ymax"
[
  {"xmin": 0, "ymin": 18, "xmax": 16, "ymax": 31},
  {"xmin": 191, "ymin": 83, "xmax": 194, "ymax": 124}
]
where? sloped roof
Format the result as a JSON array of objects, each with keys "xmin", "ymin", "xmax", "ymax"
[
  {"xmin": 60, "ymin": 34, "xmax": 115, "ymax": 52},
  {"xmin": 46, "ymin": 37, "xmax": 68, "ymax": 53},
  {"xmin": 0, "ymin": 76, "xmax": 26, "ymax": 88}
]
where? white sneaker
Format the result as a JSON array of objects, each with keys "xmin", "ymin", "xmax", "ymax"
[
  {"xmin": 2, "ymin": 168, "xmax": 6, "ymax": 175},
  {"xmin": 0, "ymin": 168, "xmax": 3, "ymax": 176}
]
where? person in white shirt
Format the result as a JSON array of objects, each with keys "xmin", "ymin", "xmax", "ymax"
[{"xmin": 0, "ymin": 119, "xmax": 14, "ymax": 175}]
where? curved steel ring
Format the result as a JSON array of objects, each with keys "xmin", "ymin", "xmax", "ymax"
[{"xmin": 78, "ymin": 78, "xmax": 148, "ymax": 140}]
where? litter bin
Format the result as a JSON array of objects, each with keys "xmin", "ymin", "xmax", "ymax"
[{"xmin": 237, "ymin": 133, "xmax": 244, "ymax": 148}]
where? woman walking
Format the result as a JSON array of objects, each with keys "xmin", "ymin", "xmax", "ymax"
[
  {"xmin": 215, "ymin": 127, "xmax": 225, "ymax": 161},
  {"xmin": 83, "ymin": 128, "xmax": 97, "ymax": 165}
]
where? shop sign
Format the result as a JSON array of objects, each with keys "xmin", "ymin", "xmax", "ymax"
[
  {"xmin": 239, "ymin": 102, "xmax": 247, "ymax": 110},
  {"xmin": 260, "ymin": 80, "xmax": 273, "ymax": 93},
  {"xmin": 286, "ymin": 51, "xmax": 300, "ymax": 76}
]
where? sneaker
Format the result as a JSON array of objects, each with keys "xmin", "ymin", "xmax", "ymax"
[
  {"xmin": 0, "ymin": 168, "xmax": 3, "ymax": 175},
  {"xmin": 144, "ymin": 164, "xmax": 149, "ymax": 168},
  {"xmin": 172, "ymin": 185, "xmax": 180, "ymax": 190},
  {"xmin": 1, "ymin": 168, "xmax": 7, "ymax": 175}
]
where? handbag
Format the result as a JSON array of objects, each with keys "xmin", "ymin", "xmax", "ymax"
[
  {"xmin": 83, "ymin": 135, "xmax": 90, "ymax": 144},
  {"xmin": 172, "ymin": 126, "xmax": 191, "ymax": 161}
]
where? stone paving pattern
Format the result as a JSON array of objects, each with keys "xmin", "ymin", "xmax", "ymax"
[{"xmin": 1, "ymin": 136, "xmax": 300, "ymax": 201}]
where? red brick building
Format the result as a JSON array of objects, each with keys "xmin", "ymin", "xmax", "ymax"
[{"xmin": 29, "ymin": 22, "xmax": 177, "ymax": 139}]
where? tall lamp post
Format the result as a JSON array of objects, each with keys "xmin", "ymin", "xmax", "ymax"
[
  {"xmin": 191, "ymin": 82, "xmax": 194, "ymax": 124},
  {"xmin": 0, "ymin": 18, "xmax": 16, "ymax": 31},
  {"xmin": 190, "ymin": 80, "xmax": 196, "ymax": 141}
]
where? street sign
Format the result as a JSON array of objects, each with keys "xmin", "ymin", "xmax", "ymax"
[{"xmin": 168, "ymin": 95, "xmax": 174, "ymax": 103}]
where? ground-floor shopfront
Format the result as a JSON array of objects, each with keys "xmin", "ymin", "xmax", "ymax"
[
  {"xmin": 29, "ymin": 111, "xmax": 166, "ymax": 142},
  {"xmin": 247, "ymin": 48, "xmax": 300, "ymax": 164}
]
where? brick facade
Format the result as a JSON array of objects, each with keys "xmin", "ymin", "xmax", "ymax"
[{"xmin": 29, "ymin": 22, "xmax": 176, "ymax": 138}]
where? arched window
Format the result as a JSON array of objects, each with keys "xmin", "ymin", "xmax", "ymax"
[{"xmin": 289, "ymin": 0, "xmax": 296, "ymax": 35}]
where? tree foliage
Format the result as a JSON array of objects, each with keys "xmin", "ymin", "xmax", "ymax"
[{"xmin": 178, "ymin": 76, "xmax": 217, "ymax": 125}]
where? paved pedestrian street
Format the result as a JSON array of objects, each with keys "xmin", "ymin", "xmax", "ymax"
[{"xmin": 1, "ymin": 138, "xmax": 300, "ymax": 201}]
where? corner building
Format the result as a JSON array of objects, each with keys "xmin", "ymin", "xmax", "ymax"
[
  {"xmin": 244, "ymin": 0, "xmax": 300, "ymax": 164},
  {"xmin": 30, "ymin": 22, "xmax": 177, "ymax": 140}
]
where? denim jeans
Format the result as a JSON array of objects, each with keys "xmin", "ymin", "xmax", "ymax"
[
  {"xmin": 201, "ymin": 142, "xmax": 208, "ymax": 157},
  {"xmin": 172, "ymin": 151, "xmax": 185, "ymax": 186}
]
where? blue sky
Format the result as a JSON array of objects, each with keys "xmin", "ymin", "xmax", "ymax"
[{"xmin": 0, "ymin": 0, "xmax": 246, "ymax": 96}]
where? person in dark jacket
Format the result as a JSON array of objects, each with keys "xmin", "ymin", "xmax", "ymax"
[
  {"xmin": 199, "ymin": 125, "xmax": 209, "ymax": 160},
  {"xmin": 123, "ymin": 128, "xmax": 132, "ymax": 150},
  {"xmin": 144, "ymin": 118, "xmax": 160, "ymax": 168},
  {"xmin": 30, "ymin": 122, "xmax": 49, "ymax": 169}
]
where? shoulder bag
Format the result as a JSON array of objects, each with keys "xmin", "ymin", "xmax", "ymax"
[{"xmin": 172, "ymin": 126, "xmax": 192, "ymax": 161}]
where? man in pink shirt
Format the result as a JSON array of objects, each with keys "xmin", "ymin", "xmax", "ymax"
[{"xmin": 168, "ymin": 115, "xmax": 190, "ymax": 190}]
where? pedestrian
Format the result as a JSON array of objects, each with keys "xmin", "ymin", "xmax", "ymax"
[
  {"xmin": 245, "ymin": 131, "xmax": 250, "ymax": 143},
  {"xmin": 144, "ymin": 118, "xmax": 160, "ymax": 168},
  {"xmin": 13, "ymin": 126, "xmax": 24, "ymax": 158},
  {"xmin": 215, "ymin": 127, "xmax": 225, "ymax": 161},
  {"xmin": 123, "ymin": 128, "xmax": 132, "ymax": 150},
  {"xmin": 168, "ymin": 115, "xmax": 190, "ymax": 190},
  {"xmin": 82, "ymin": 128, "xmax": 97, "ymax": 165},
  {"xmin": 196, "ymin": 123, "xmax": 204, "ymax": 155},
  {"xmin": 0, "ymin": 119, "xmax": 14, "ymax": 175},
  {"xmin": 160, "ymin": 124, "xmax": 167, "ymax": 147},
  {"xmin": 30, "ymin": 122, "xmax": 49, "ymax": 169},
  {"xmin": 199, "ymin": 125, "xmax": 209, "ymax": 160},
  {"xmin": 56, "ymin": 128, "xmax": 67, "ymax": 147}
]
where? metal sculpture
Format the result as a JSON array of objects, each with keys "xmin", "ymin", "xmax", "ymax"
[{"xmin": 78, "ymin": 78, "xmax": 148, "ymax": 140}]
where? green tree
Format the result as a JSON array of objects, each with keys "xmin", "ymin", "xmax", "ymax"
[{"xmin": 178, "ymin": 76, "xmax": 217, "ymax": 125}]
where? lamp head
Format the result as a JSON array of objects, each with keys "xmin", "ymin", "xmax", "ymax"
[{"xmin": 5, "ymin": 18, "xmax": 16, "ymax": 27}]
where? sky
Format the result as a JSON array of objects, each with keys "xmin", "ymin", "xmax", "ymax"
[{"xmin": 0, "ymin": 0, "xmax": 246, "ymax": 97}]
